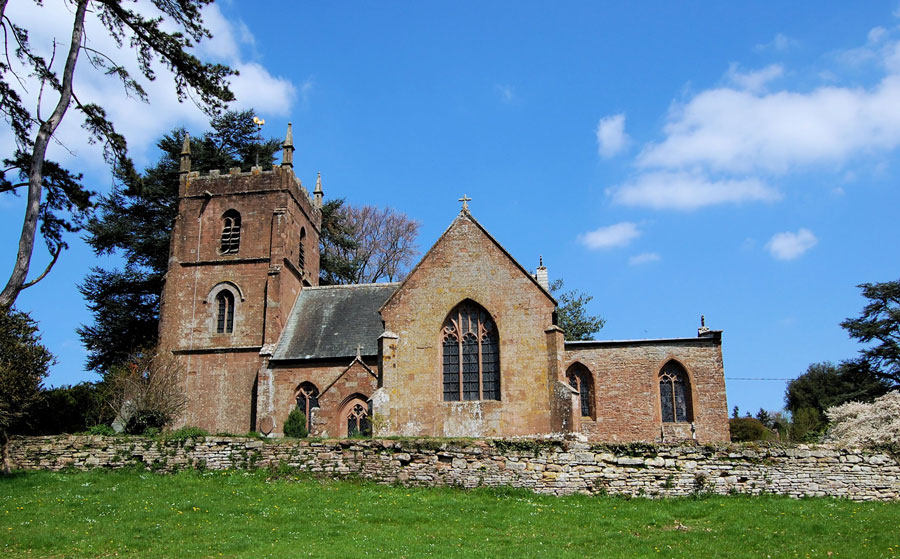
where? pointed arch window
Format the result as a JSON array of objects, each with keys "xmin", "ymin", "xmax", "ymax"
[
  {"xmin": 220, "ymin": 209, "xmax": 241, "ymax": 254},
  {"xmin": 298, "ymin": 227, "xmax": 306, "ymax": 270},
  {"xmin": 659, "ymin": 361, "xmax": 692, "ymax": 423},
  {"xmin": 295, "ymin": 382, "xmax": 319, "ymax": 427},
  {"xmin": 215, "ymin": 290, "xmax": 235, "ymax": 333},
  {"xmin": 342, "ymin": 396, "xmax": 371, "ymax": 437},
  {"xmin": 441, "ymin": 301, "xmax": 500, "ymax": 401},
  {"xmin": 566, "ymin": 364, "xmax": 594, "ymax": 418}
]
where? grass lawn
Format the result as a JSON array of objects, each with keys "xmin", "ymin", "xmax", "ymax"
[{"xmin": 2, "ymin": 469, "xmax": 899, "ymax": 558}]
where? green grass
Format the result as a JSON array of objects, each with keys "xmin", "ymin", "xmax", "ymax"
[{"xmin": 2, "ymin": 470, "xmax": 899, "ymax": 558}]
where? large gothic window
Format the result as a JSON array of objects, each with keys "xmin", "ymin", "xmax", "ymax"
[
  {"xmin": 659, "ymin": 361, "xmax": 692, "ymax": 423},
  {"xmin": 566, "ymin": 364, "xmax": 594, "ymax": 418},
  {"xmin": 295, "ymin": 382, "xmax": 319, "ymax": 427},
  {"xmin": 220, "ymin": 209, "xmax": 241, "ymax": 254},
  {"xmin": 215, "ymin": 290, "xmax": 235, "ymax": 333},
  {"xmin": 441, "ymin": 301, "xmax": 500, "ymax": 401}
]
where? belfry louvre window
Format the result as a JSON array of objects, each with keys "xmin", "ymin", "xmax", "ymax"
[
  {"xmin": 220, "ymin": 210, "xmax": 241, "ymax": 254},
  {"xmin": 216, "ymin": 290, "xmax": 235, "ymax": 333},
  {"xmin": 441, "ymin": 301, "xmax": 500, "ymax": 401},
  {"xmin": 659, "ymin": 361, "xmax": 692, "ymax": 423},
  {"xmin": 299, "ymin": 227, "xmax": 306, "ymax": 270}
]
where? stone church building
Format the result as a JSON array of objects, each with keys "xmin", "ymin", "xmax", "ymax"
[{"xmin": 158, "ymin": 126, "xmax": 730, "ymax": 442}]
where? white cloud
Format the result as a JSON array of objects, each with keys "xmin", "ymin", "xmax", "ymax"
[
  {"xmin": 766, "ymin": 229, "xmax": 818, "ymax": 260},
  {"xmin": 578, "ymin": 222, "xmax": 640, "ymax": 250},
  {"xmin": 496, "ymin": 84, "xmax": 515, "ymax": 103},
  {"xmin": 596, "ymin": 113, "xmax": 629, "ymax": 158},
  {"xmin": 754, "ymin": 32, "xmax": 799, "ymax": 52},
  {"xmin": 0, "ymin": 1, "xmax": 297, "ymax": 170},
  {"xmin": 609, "ymin": 171, "xmax": 781, "ymax": 210},
  {"xmin": 726, "ymin": 63, "xmax": 783, "ymax": 93},
  {"xmin": 636, "ymin": 77, "xmax": 900, "ymax": 175},
  {"xmin": 628, "ymin": 252, "xmax": 660, "ymax": 266}
]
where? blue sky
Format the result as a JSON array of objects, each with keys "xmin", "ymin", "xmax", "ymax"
[{"xmin": 2, "ymin": 1, "xmax": 900, "ymax": 416}]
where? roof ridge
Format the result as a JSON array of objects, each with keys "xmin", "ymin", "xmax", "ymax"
[{"xmin": 303, "ymin": 282, "xmax": 401, "ymax": 291}]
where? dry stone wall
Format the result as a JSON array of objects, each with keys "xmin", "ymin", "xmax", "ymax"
[{"xmin": 9, "ymin": 436, "xmax": 899, "ymax": 501}]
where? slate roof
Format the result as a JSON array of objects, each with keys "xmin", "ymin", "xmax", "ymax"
[{"xmin": 272, "ymin": 283, "xmax": 399, "ymax": 361}]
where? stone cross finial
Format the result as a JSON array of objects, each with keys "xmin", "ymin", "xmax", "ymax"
[
  {"xmin": 356, "ymin": 344, "xmax": 362, "ymax": 359},
  {"xmin": 458, "ymin": 194, "xmax": 471, "ymax": 212},
  {"xmin": 701, "ymin": 315, "xmax": 705, "ymax": 327}
]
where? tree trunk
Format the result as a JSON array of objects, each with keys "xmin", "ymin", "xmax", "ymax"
[
  {"xmin": 1, "ymin": 430, "xmax": 10, "ymax": 475},
  {"xmin": 0, "ymin": 0, "xmax": 87, "ymax": 308}
]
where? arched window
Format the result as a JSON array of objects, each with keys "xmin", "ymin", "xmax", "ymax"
[
  {"xmin": 659, "ymin": 361, "xmax": 692, "ymax": 423},
  {"xmin": 298, "ymin": 227, "xmax": 306, "ymax": 270},
  {"xmin": 343, "ymin": 397, "xmax": 371, "ymax": 437},
  {"xmin": 215, "ymin": 290, "xmax": 235, "ymax": 333},
  {"xmin": 220, "ymin": 209, "xmax": 241, "ymax": 254},
  {"xmin": 441, "ymin": 301, "xmax": 500, "ymax": 401},
  {"xmin": 566, "ymin": 364, "xmax": 594, "ymax": 418},
  {"xmin": 295, "ymin": 382, "xmax": 319, "ymax": 427}
]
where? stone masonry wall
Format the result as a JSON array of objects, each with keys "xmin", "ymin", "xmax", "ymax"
[{"xmin": 9, "ymin": 436, "xmax": 899, "ymax": 501}]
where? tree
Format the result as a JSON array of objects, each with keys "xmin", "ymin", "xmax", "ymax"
[
  {"xmin": 549, "ymin": 279, "xmax": 605, "ymax": 341},
  {"xmin": 0, "ymin": 307, "xmax": 54, "ymax": 473},
  {"xmin": 785, "ymin": 361, "xmax": 890, "ymax": 424},
  {"xmin": 318, "ymin": 202, "xmax": 421, "ymax": 285},
  {"xmin": 841, "ymin": 278, "xmax": 900, "ymax": 387},
  {"xmin": 106, "ymin": 348, "xmax": 186, "ymax": 435},
  {"xmin": 79, "ymin": 110, "xmax": 280, "ymax": 374},
  {"xmin": 826, "ymin": 391, "xmax": 900, "ymax": 450},
  {"xmin": 0, "ymin": 0, "xmax": 236, "ymax": 308}
]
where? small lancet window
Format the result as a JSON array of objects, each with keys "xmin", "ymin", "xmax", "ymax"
[
  {"xmin": 659, "ymin": 361, "xmax": 692, "ymax": 423},
  {"xmin": 566, "ymin": 364, "xmax": 594, "ymax": 418},
  {"xmin": 216, "ymin": 290, "xmax": 235, "ymax": 334},
  {"xmin": 296, "ymin": 382, "xmax": 319, "ymax": 427},
  {"xmin": 441, "ymin": 301, "xmax": 500, "ymax": 401},
  {"xmin": 299, "ymin": 227, "xmax": 306, "ymax": 270},
  {"xmin": 220, "ymin": 209, "xmax": 241, "ymax": 254}
]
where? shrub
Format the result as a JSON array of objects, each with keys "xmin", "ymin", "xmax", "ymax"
[
  {"xmin": 826, "ymin": 390, "xmax": 900, "ymax": 450},
  {"xmin": 124, "ymin": 409, "xmax": 168, "ymax": 435},
  {"xmin": 729, "ymin": 417, "xmax": 771, "ymax": 442},
  {"xmin": 283, "ymin": 408, "xmax": 308, "ymax": 438},
  {"xmin": 166, "ymin": 426, "xmax": 209, "ymax": 441},
  {"xmin": 87, "ymin": 424, "xmax": 115, "ymax": 436}
]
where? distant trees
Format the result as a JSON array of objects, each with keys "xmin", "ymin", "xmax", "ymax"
[
  {"xmin": 0, "ymin": 0, "xmax": 235, "ymax": 308},
  {"xmin": 840, "ymin": 279, "xmax": 900, "ymax": 387},
  {"xmin": 549, "ymin": 279, "xmax": 605, "ymax": 341},
  {"xmin": 318, "ymin": 200, "xmax": 421, "ymax": 285},
  {"xmin": 79, "ymin": 110, "xmax": 279, "ymax": 374},
  {"xmin": 0, "ymin": 307, "xmax": 54, "ymax": 473},
  {"xmin": 827, "ymin": 391, "xmax": 900, "ymax": 450},
  {"xmin": 785, "ymin": 361, "xmax": 890, "ymax": 432}
]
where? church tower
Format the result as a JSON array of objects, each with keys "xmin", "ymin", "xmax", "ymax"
[{"xmin": 158, "ymin": 124, "xmax": 322, "ymax": 432}]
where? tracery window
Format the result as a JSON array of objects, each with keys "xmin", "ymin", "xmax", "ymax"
[
  {"xmin": 346, "ymin": 400, "xmax": 371, "ymax": 437},
  {"xmin": 659, "ymin": 361, "xmax": 692, "ymax": 423},
  {"xmin": 220, "ymin": 209, "xmax": 241, "ymax": 254},
  {"xmin": 215, "ymin": 290, "xmax": 235, "ymax": 333},
  {"xmin": 295, "ymin": 382, "xmax": 319, "ymax": 427},
  {"xmin": 441, "ymin": 301, "xmax": 500, "ymax": 401},
  {"xmin": 566, "ymin": 364, "xmax": 594, "ymax": 418}
]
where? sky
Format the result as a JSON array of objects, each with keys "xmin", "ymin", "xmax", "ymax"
[{"xmin": 2, "ymin": 1, "xmax": 900, "ymax": 417}]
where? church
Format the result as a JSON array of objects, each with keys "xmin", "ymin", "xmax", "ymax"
[{"xmin": 157, "ymin": 125, "xmax": 731, "ymax": 442}]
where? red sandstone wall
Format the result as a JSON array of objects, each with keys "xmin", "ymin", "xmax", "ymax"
[
  {"xmin": 564, "ymin": 340, "xmax": 730, "ymax": 442},
  {"xmin": 158, "ymin": 166, "xmax": 321, "ymax": 433},
  {"xmin": 379, "ymin": 214, "xmax": 559, "ymax": 438},
  {"xmin": 266, "ymin": 359, "xmax": 378, "ymax": 437}
]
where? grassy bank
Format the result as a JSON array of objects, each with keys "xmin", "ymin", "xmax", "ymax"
[{"xmin": 2, "ymin": 469, "xmax": 898, "ymax": 558}]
